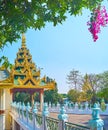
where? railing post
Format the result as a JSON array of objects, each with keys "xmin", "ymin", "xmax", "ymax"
[
  {"xmin": 16, "ymin": 102, "xmax": 19, "ymax": 117},
  {"xmin": 21, "ymin": 102, "xmax": 25, "ymax": 122},
  {"xmin": 32, "ymin": 102, "xmax": 38, "ymax": 130},
  {"xmin": 19, "ymin": 102, "xmax": 21, "ymax": 119},
  {"xmin": 89, "ymin": 103, "xmax": 104, "ymax": 130},
  {"xmin": 49, "ymin": 102, "xmax": 51, "ymax": 108},
  {"xmin": 42, "ymin": 103, "xmax": 49, "ymax": 130},
  {"xmin": 58, "ymin": 106, "xmax": 68, "ymax": 130},
  {"xmin": 26, "ymin": 102, "xmax": 31, "ymax": 124},
  {"xmin": 13, "ymin": 102, "xmax": 16, "ymax": 114},
  {"xmin": 85, "ymin": 102, "xmax": 89, "ymax": 110}
]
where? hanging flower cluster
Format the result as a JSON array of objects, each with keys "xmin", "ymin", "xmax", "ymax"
[{"xmin": 87, "ymin": 6, "xmax": 108, "ymax": 42}]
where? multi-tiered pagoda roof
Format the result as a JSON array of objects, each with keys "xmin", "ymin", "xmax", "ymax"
[{"xmin": 0, "ymin": 34, "xmax": 55, "ymax": 90}]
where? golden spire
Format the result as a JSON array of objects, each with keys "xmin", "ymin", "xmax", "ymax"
[{"xmin": 22, "ymin": 33, "xmax": 26, "ymax": 47}]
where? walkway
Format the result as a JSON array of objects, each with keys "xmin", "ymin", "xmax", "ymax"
[{"xmin": 49, "ymin": 113, "xmax": 108, "ymax": 130}]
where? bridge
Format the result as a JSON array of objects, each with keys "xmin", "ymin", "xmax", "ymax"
[{"xmin": 6, "ymin": 102, "xmax": 104, "ymax": 130}]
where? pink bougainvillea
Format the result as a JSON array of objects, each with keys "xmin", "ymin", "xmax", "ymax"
[{"xmin": 87, "ymin": 6, "xmax": 108, "ymax": 42}]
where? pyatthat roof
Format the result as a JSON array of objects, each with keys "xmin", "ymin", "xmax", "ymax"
[{"xmin": 0, "ymin": 34, "xmax": 56, "ymax": 90}]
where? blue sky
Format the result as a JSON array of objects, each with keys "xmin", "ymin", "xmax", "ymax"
[{"xmin": 1, "ymin": 2, "xmax": 108, "ymax": 93}]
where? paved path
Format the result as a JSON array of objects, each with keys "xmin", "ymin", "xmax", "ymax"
[{"xmin": 49, "ymin": 113, "xmax": 108, "ymax": 130}]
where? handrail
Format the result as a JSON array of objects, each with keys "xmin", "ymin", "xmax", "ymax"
[
  {"xmin": 65, "ymin": 121, "xmax": 90, "ymax": 129},
  {"xmin": 10, "ymin": 102, "xmax": 104, "ymax": 130}
]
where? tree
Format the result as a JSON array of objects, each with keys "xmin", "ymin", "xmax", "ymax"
[
  {"xmin": 67, "ymin": 89, "xmax": 80, "ymax": 103},
  {"xmin": 100, "ymin": 98, "xmax": 106, "ymax": 111},
  {"xmin": 97, "ymin": 71, "xmax": 108, "ymax": 102},
  {"xmin": 14, "ymin": 92, "xmax": 31, "ymax": 105},
  {"xmin": 0, "ymin": 56, "xmax": 13, "ymax": 69},
  {"xmin": 58, "ymin": 94, "xmax": 64, "ymax": 105},
  {"xmin": 34, "ymin": 92, "xmax": 40, "ymax": 102},
  {"xmin": 97, "ymin": 88, "xmax": 108, "ymax": 103},
  {"xmin": 0, "ymin": 0, "xmax": 102, "ymax": 48},
  {"xmin": 86, "ymin": 73, "xmax": 102, "ymax": 104},
  {"xmin": 78, "ymin": 74, "xmax": 93, "ymax": 102},
  {"xmin": 100, "ymin": 71, "xmax": 108, "ymax": 89},
  {"xmin": 66, "ymin": 69, "xmax": 83, "ymax": 90},
  {"xmin": 44, "ymin": 85, "xmax": 59, "ymax": 104}
]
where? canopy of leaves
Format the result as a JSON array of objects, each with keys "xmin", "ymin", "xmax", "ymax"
[
  {"xmin": 97, "ymin": 88, "xmax": 108, "ymax": 103},
  {"xmin": 81, "ymin": 73, "xmax": 102, "ymax": 104},
  {"xmin": 97, "ymin": 71, "xmax": 108, "ymax": 102},
  {"xmin": 14, "ymin": 92, "xmax": 31, "ymax": 105},
  {"xmin": 44, "ymin": 85, "xmax": 59, "ymax": 104},
  {"xmin": 0, "ymin": 56, "xmax": 13, "ymax": 69},
  {"xmin": 67, "ymin": 89, "xmax": 80, "ymax": 103},
  {"xmin": 79, "ymin": 74, "xmax": 93, "ymax": 102},
  {"xmin": 0, "ymin": 0, "xmax": 102, "ymax": 48},
  {"xmin": 100, "ymin": 71, "xmax": 108, "ymax": 89}
]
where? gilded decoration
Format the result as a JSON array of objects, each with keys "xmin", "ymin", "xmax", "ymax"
[{"xmin": 0, "ymin": 34, "xmax": 55, "ymax": 90}]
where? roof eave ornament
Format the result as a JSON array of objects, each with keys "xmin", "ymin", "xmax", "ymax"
[{"xmin": 22, "ymin": 33, "xmax": 26, "ymax": 47}]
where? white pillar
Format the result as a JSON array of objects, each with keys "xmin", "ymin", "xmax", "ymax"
[
  {"xmin": 4, "ymin": 89, "xmax": 12, "ymax": 130},
  {"xmin": 0, "ymin": 89, "xmax": 5, "ymax": 130},
  {"xmin": 40, "ymin": 89, "xmax": 44, "ymax": 111},
  {"xmin": 0, "ymin": 89, "xmax": 4, "ymax": 111}
]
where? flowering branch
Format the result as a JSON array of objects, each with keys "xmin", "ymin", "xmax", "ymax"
[{"xmin": 87, "ymin": 6, "xmax": 108, "ymax": 42}]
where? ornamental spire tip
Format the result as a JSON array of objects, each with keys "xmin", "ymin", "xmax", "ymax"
[{"xmin": 22, "ymin": 33, "xmax": 26, "ymax": 47}]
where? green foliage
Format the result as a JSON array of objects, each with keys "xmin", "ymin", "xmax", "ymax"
[
  {"xmin": 96, "ymin": 71, "xmax": 108, "ymax": 103},
  {"xmin": 97, "ymin": 88, "xmax": 108, "ymax": 103},
  {"xmin": 14, "ymin": 92, "xmax": 31, "ymax": 105},
  {"xmin": 100, "ymin": 71, "xmax": 108, "ymax": 89},
  {"xmin": 84, "ymin": 74, "xmax": 102, "ymax": 104},
  {"xmin": 79, "ymin": 74, "xmax": 93, "ymax": 102},
  {"xmin": 0, "ymin": 0, "xmax": 102, "ymax": 48},
  {"xmin": 100, "ymin": 98, "xmax": 106, "ymax": 111},
  {"xmin": 44, "ymin": 86, "xmax": 59, "ymax": 104},
  {"xmin": 60, "ymin": 93, "xmax": 67, "ymax": 98},
  {"xmin": 34, "ymin": 92, "xmax": 40, "ymax": 102},
  {"xmin": 0, "ymin": 56, "xmax": 13, "ymax": 69},
  {"xmin": 57, "ymin": 94, "xmax": 64, "ymax": 104},
  {"xmin": 66, "ymin": 69, "xmax": 108, "ymax": 104},
  {"xmin": 67, "ymin": 89, "xmax": 80, "ymax": 103}
]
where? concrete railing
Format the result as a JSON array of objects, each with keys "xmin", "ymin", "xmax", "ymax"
[
  {"xmin": 10, "ymin": 102, "xmax": 104, "ymax": 130},
  {"xmin": 47, "ymin": 102, "xmax": 108, "ymax": 115}
]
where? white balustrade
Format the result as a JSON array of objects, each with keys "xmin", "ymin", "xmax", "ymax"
[
  {"xmin": 10, "ymin": 102, "xmax": 105, "ymax": 130},
  {"xmin": 48, "ymin": 102, "xmax": 108, "ymax": 115}
]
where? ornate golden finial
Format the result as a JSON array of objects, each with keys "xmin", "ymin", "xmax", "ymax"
[{"xmin": 22, "ymin": 33, "xmax": 26, "ymax": 47}]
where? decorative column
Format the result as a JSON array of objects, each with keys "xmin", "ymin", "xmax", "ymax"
[
  {"xmin": 11, "ymin": 90, "xmax": 15, "ymax": 102},
  {"xmin": 89, "ymin": 103, "xmax": 104, "ymax": 130},
  {"xmin": 0, "ymin": 89, "xmax": 4, "ymax": 114},
  {"xmin": 58, "ymin": 106, "xmax": 68, "ymax": 130},
  {"xmin": 40, "ymin": 89, "xmax": 44, "ymax": 111},
  {"xmin": 42, "ymin": 103, "xmax": 49, "ymax": 130},
  {"xmin": 32, "ymin": 103, "xmax": 38, "ymax": 129},
  {"xmin": 0, "ymin": 89, "xmax": 5, "ymax": 130},
  {"xmin": 4, "ymin": 89, "xmax": 13, "ymax": 130}
]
